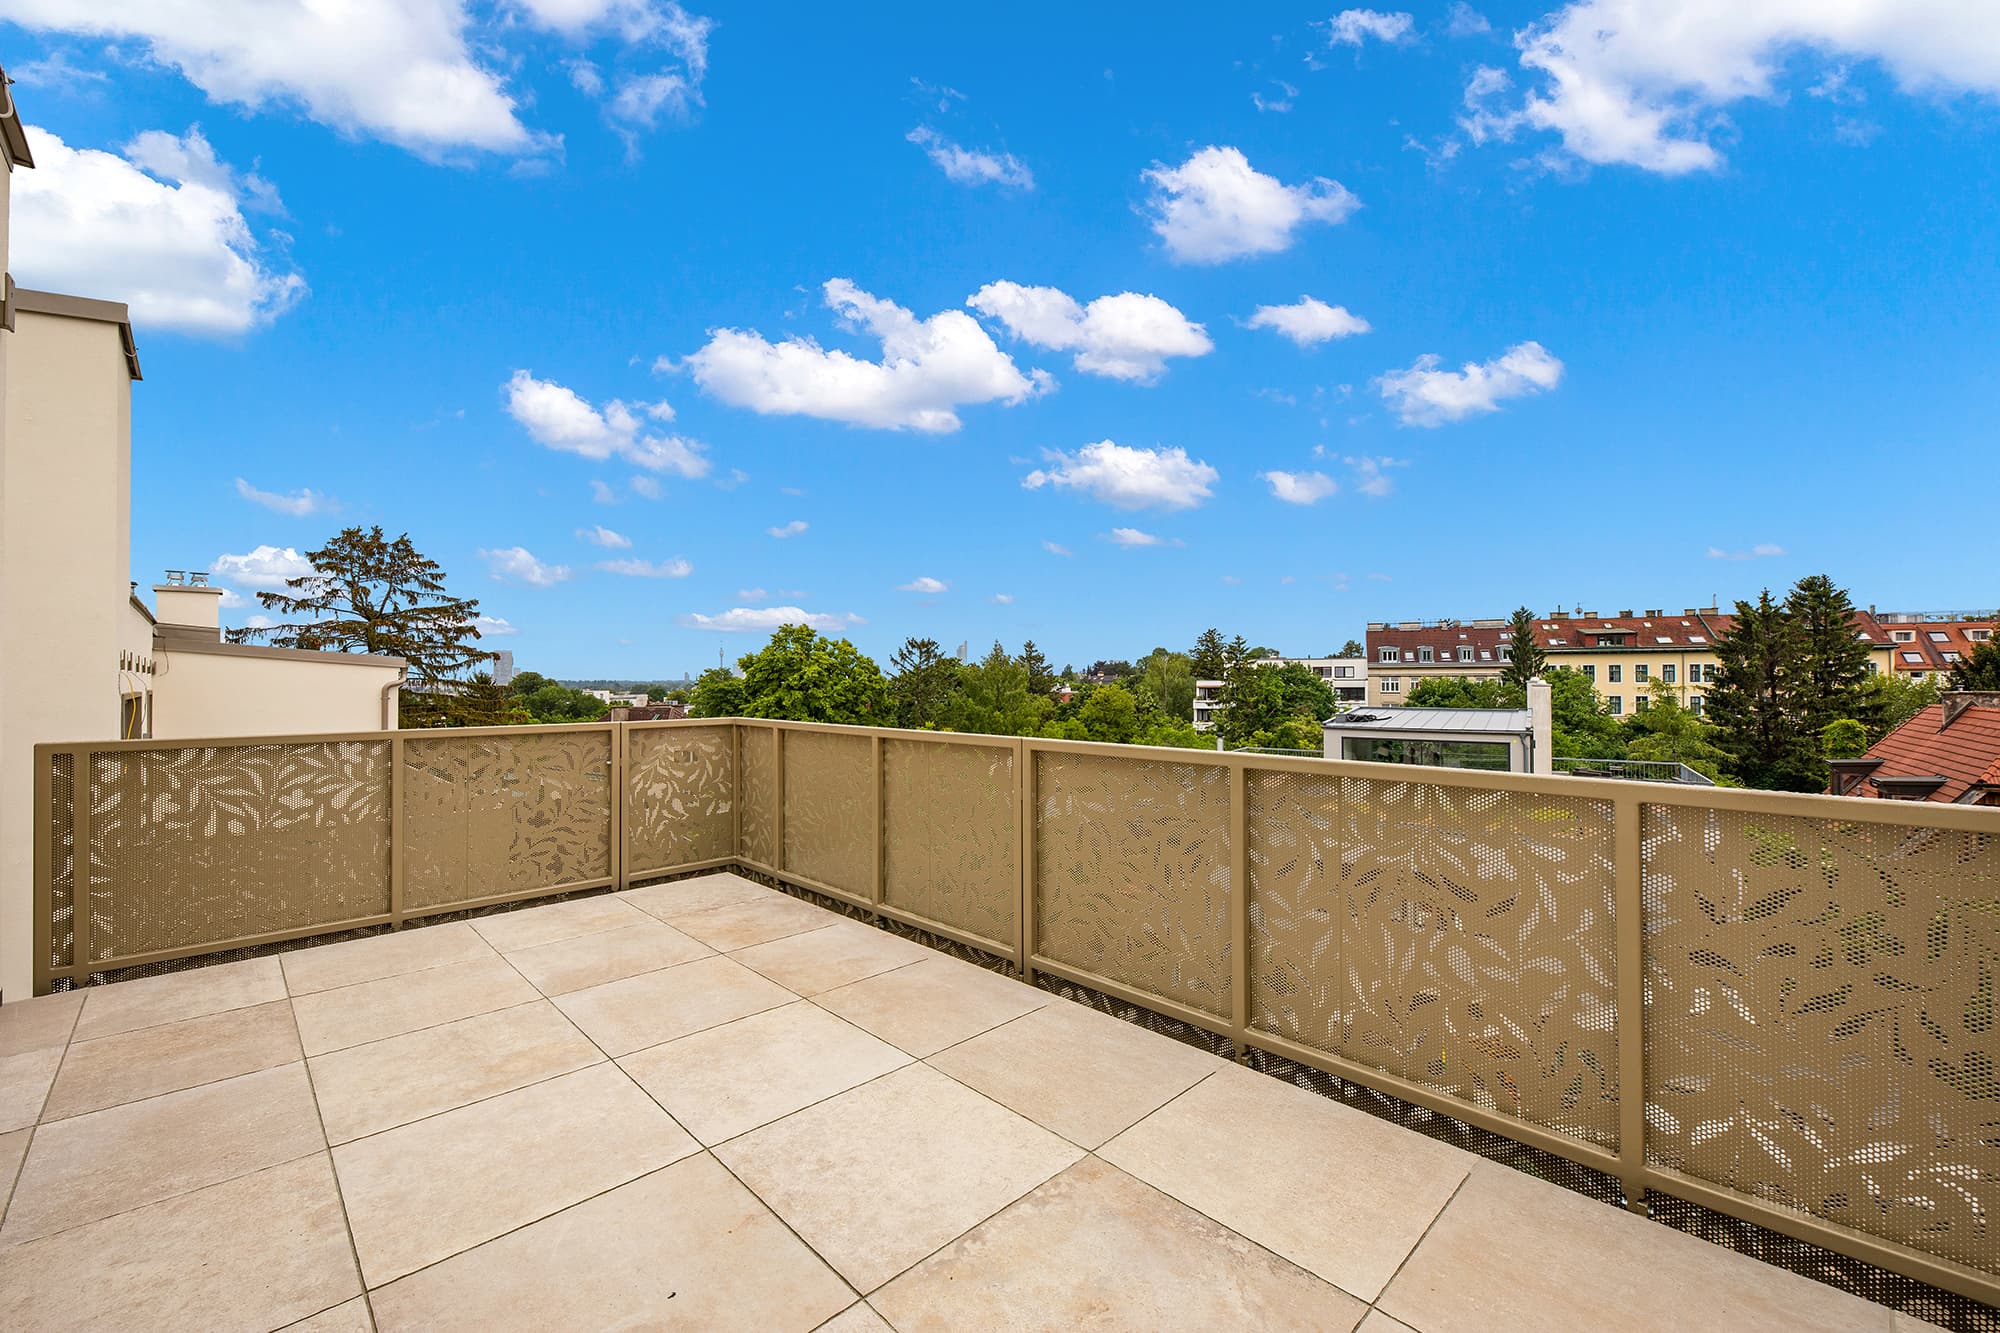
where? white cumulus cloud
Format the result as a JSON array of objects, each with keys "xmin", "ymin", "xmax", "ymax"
[
  {"xmin": 474, "ymin": 614, "xmax": 518, "ymax": 636},
  {"xmin": 768, "ymin": 520, "xmax": 808, "ymax": 539},
  {"xmin": 14, "ymin": 126, "xmax": 305, "ymax": 335},
  {"xmin": 1488, "ymin": 0, "xmax": 2000, "ymax": 175},
  {"xmin": 1023, "ymin": 440, "xmax": 1218, "ymax": 511},
  {"xmin": 505, "ymin": 371, "xmax": 710, "ymax": 477},
  {"xmin": 1260, "ymin": 470, "xmax": 1339, "ymax": 504},
  {"xmin": 1245, "ymin": 297, "xmax": 1371, "ymax": 347},
  {"xmin": 1107, "ymin": 527, "xmax": 1164, "ymax": 548},
  {"xmin": 597, "ymin": 557, "xmax": 693, "ymax": 577},
  {"xmin": 577, "ymin": 525, "xmax": 632, "ymax": 548},
  {"xmin": 898, "ymin": 576, "xmax": 948, "ymax": 594},
  {"xmin": 906, "ymin": 127, "xmax": 1034, "ymax": 189},
  {"xmin": 1043, "ymin": 541, "xmax": 1074, "ymax": 557},
  {"xmin": 479, "ymin": 547, "xmax": 572, "ymax": 587},
  {"xmin": 210, "ymin": 545, "xmax": 314, "ymax": 591},
  {"xmin": 991, "ymin": 593, "xmax": 1014, "ymax": 604},
  {"xmin": 234, "ymin": 478, "xmax": 331, "ymax": 516},
  {"xmin": 3, "ymin": 0, "xmax": 538, "ymax": 157},
  {"xmin": 679, "ymin": 606, "xmax": 858, "ymax": 633},
  {"xmin": 1706, "ymin": 543, "xmax": 1786, "ymax": 561},
  {"xmin": 968, "ymin": 282, "xmax": 1212, "ymax": 382},
  {"xmin": 1376, "ymin": 342, "xmax": 1563, "ymax": 426},
  {"xmin": 687, "ymin": 279, "xmax": 1050, "ymax": 432},
  {"xmin": 1142, "ymin": 146, "xmax": 1359, "ymax": 264},
  {"xmin": 1327, "ymin": 10, "xmax": 1416, "ymax": 46}
]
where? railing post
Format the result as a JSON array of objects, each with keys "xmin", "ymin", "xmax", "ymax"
[
  {"xmin": 389, "ymin": 733, "xmax": 406, "ymax": 930},
  {"xmin": 611, "ymin": 723, "xmax": 627, "ymax": 893},
  {"xmin": 1615, "ymin": 790, "xmax": 1648, "ymax": 1214},
  {"xmin": 771, "ymin": 724, "xmax": 786, "ymax": 874},
  {"xmin": 1230, "ymin": 760, "xmax": 1251, "ymax": 1062},
  {"xmin": 731, "ymin": 723, "xmax": 743, "ymax": 863},
  {"xmin": 31, "ymin": 748, "xmax": 52, "ymax": 997},
  {"xmin": 70, "ymin": 746, "xmax": 93, "ymax": 984},
  {"xmin": 870, "ymin": 733, "xmax": 884, "ymax": 919},
  {"xmin": 1018, "ymin": 738, "xmax": 1036, "ymax": 984}
]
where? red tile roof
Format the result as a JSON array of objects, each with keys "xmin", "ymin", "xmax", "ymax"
[
  {"xmin": 1877, "ymin": 620, "xmax": 1997, "ymax": 674},
  {"xmin": 1530, "ymin": 611, "xmax": 1734, "ymax": 651},
  {"xmin": 1855, "ymin": 702, "xmax": 2000, "ymax": 803}
]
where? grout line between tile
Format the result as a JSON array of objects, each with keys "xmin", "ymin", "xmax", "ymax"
[
  {"xmin": 286, "ymin": 990, "xmax": 380, "ymax": 1330},
  {"xmin": 1365, "ymin": 1166, "xmax": 1471, "ymax": 1313},
  {"xmin": 0, "ymin": 994, "xmax": 87, "ymax": 1232}
]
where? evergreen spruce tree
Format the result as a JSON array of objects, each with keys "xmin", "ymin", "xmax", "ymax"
[
  {"xmin": 1785, "ymin": 574, "xmax": 1880, "ymax": 737},
  {"xmin": 1016, "ymin": 640, "xmax": 1059, "ymax": 697},
  {"xmin": 889, "ymin": 637, "xmax": 957, "ymax": 729},
  {"xmin": 1707, "ymin": 590, "xmax": 1817, "ymax": 790},
  {"xmin": 1190, "ymin": 628, "xmax": 1229, "ymax": 679},
  {"xmin": 1499, "ymin": 605, "xmax": 1547, "ymax": 692},
  {"xmin": 1950, "ymin": 630, "xmax": 2000, "ymax": 690}
]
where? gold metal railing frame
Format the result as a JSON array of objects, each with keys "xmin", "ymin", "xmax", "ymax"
[{"xmin": 30, "ymin": 716, "xmax": 2000, "ymax": 1304}]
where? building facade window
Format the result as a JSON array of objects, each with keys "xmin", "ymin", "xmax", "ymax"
[
  {"xmin": 1335, "ymin": 666, "xmax": 1354, "ymax": 678},
  {"xmin": 1690, "ymin": 696, "xmax": 1704, "ymax": 715},
  {"xmin": 1582, "ymin": 665, "xmax": 1596, "ymax": 681},
  {"xmin": 1662, "ymin": 664, "xmax": 1677, "ymax": 684},
  {"xmin": 1893, "ymin": 630, "xmax": 1915, "ymax": 642},
  {"xmin": 1381, "ymin": 677, "xmax": 1401, "ymax": 693},
  {"xmin": 1607, "ymin": 696, "xmax": 1623, "ymax": 716},
  {"xmin": 1379, "ymin": 648, "xmax": 1400, "ymax": 663},
  {"xmin": 1417, "ymin": 647, "xmax": 1434, "ymax": 663},
  {"xmin": 1340, "ymin": 737, "xmax": 1512, "ymax": 772},
  {"xmin": 1457, "ymin": 646, "xmax": 1474, "ymax": 662},
  {"xmin": 1635, "ymin": 664, "xmax": 1649, "ymax": 683},
  {"xmin": 1608, "ymin": 665, "xmax": 1623, "ymax": 683},
  {"xmin": 1636, "ymin": 696, "xmax": 1650, "ymax": 711}
]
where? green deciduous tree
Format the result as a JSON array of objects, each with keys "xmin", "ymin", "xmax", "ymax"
[
  {"xmin": 945, "ymin": 642, "xmax": 1050, "ymax": 736},
  {"xmin": 1214, "ymin": 661, "xmax": 1336, "ymax": 749},
  {"xmin": 1820, "ymin": 718, "xmax": 1868, "ymax": 760},
  {"xmin": 1546, "ymin": 667, "xmax": 1627, "ymax": 761},
  {"xmin": 1864, "ymin": 671, "xmax": 1941, "ymax": 740},
  {"xmin": 1950, "ymin": 632, "xmax": 2000, "ymax": 690},
  {"xmin": 1134, "ymin": 648, "xmax": 1197, "ymax": 723},
  {"xmin": 1337, "ymin": 638, "xmax": 1364, "ymax": 659},
  {"xmin": 889, "ymin": 637, "xmax": 958, "ymax": 729},
  {"xmin": 1406, "ymin": 676, "xmax": 1523, "ymax": 709},
  {"xmin": 1500, "ymin": 606, "xmax": 1546, "ymax": 692},
  {"xmin": 737, "ymin": 625, "xmax": 891, "ymax": 723},
  {"xmin": 1077, "ymin": 682, "xmax": 1140, "ymax": 743},
  {"xmin": 686, "ymin": 667, "xmax": 746, "ymax": 719},
  {"xmin": 1625, "ymin": 679, "xmax": 1734, "ymax": 782}
]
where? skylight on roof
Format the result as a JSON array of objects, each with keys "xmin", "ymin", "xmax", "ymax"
[
  {"xmin": 1689, "ymin": 635, "xmax": 1707, "ymax": 644},
  {"xmin": 1656, "ymin": 636, "xmax": 1672, "ymax": 644}
]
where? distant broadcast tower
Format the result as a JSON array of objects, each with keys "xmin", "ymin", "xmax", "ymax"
[{"xmin": 956, "ymin": 640, "xmax": 968, "ymax": 662}]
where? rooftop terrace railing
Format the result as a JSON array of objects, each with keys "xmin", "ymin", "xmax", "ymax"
[
  {"xmin": 31, "ymin": 719, "xmax": 2000, "ymax": 1305},
  {"xmin": 1552, "ymin": 755, "xmax": 1717, "ymax": 785}
]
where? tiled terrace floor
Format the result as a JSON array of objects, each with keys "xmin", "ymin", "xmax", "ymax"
[{"xmin": 0, "ymin": 873, "xmax": 1940, "ymax": 1331}]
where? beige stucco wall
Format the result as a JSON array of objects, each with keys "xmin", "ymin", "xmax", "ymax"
[
  {"xmin": 150, "ymin": 649, "xmax": 402, "ymax": 740},
  {"xmin": 0, "ymin": 307, "xmax": 133, "ymax": 1000}
]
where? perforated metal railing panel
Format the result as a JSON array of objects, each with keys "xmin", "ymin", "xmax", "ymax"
[
  {"xmin": 1643, "ymin": 805, "xmax": 2000, "ymax": 1275},
  {"xmin": 882, "ymin": 737, "xmax": 1017, "ymax": 949},
  {"xmin": 85, "ymin": 743, "xmax": 392, "ymax": 962},
  {"xmin": 402, "ymin": 731, "xmax": 612, "ymax": 910},
  {"xmin": 48, "ymin": 751, "xmax": 75, "ymax": 973},
  {"xmin": 1035, "ymin": 749, "xmax": 1234, "ymax": 1019},
  {"xmin": 1248, "ymin": 771, "xmax": 1623, "ymax": 1150},
  {"xmin": 737, "ymin": 726, "xmax": 777, "ymax": 867},
  {"xmin": 626, "ymin": 724, "xmax": 735, "ymax": 873},
  {"xmin": 781, "ymin": 729, "xmax": 873, "ymax": 899}
]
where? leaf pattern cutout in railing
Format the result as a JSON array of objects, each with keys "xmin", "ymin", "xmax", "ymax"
[
  {"xmin": 883, "ymin": 738, "xmax": 1017, "ymax": 948},
  {"xmin": 1644, "ymin": 806, "xmax": 2000, "ymax": 1271},
  {"xmin": 627, "ymin": 725, "xmax": 735, "ymax": 873},
  {"xmin": 781, "ymin": 730, "xmax": 874, "ymax": 900}
]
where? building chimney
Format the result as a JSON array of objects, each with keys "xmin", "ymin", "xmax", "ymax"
[
  {"xmin": 1527, "ymin": 677, "xmax": 1553, "ymax": 775},
  {"xmin": 152, "ymin": 569, "xmax": 225, "ymax": 640},
  {"xmin": 1942, "ymin": 690, "xmax": 2000, "ymax": 729}
]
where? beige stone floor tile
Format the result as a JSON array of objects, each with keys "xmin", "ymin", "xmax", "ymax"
[
  {"xmin": 40, "ymin": 998, "xmax": 302, "ymax": 1120},
  {"xmin": 733, "ymin": 919, "xmax": 933, "ymax": 995},
  {"xmin": 0, "ymin": 991, "xmax": 83, "ymax": 1057},
  {"xmin": 503, "ymin": 919, "xmax": 712, "ymax": 995},
  {"xmin": 552, "ymin": 954, "xmax": 795, "ymax": 1056},
  {"xmin": 0, "ymin": 1127, "xmax": 29, "ymax": 1218},
  {"xmin": 1356, "ymin": 1312, "xmax": 1421, "ymax": 1333},
  {"xmin": 716, "ymin": 1062, "xmax": 1082, "ymax": 1293},
  {"xmin": 292, "ymin": 955, "xmax": 538, "ymax": 1057},
  {"xmin": 467, "ymin": 893, "xmax": 649, "ymax": 953},
  {"xmin": 814, "ymin": 955, "xmax": 1051, "ymax": 1057},
  {"xmin": 309, "ymin": 1001, "xmax": 602, "ymax": 1144},
  {"xmin": 621, "ymin": 1001, "xmax": 911, "ymax": 1144},
  {"xmin": 369, "ymin": 1154, "xmax": 851, "ymax": 1332},
  {"xmin": 874, "ymin": 1156, "xmax": 1367, "ymax": 1331},
  {"xmin": 1376, "ymin": 1162, "xmax": 1903, "ymax": 1333},
  {"xmin": 928, "ymin": 1000, "xmax": 1225, "ymax": 1148},
  {"xmin": 815, "ymin": 1302, "xmax": 893, "ymax": 1331},
  {"xmin": 621, "ymin": 871, "xmax": 773, "ymax": 920},
  {"xmin": 0, "ymin": 1047, "xmax": 63, "ymax": 1132},
  {"xmin": 670, "ymin": 892, "xmax": 842, "ymax": 951},
  {"xmin": 0, "ymin": 1154, "xmax": 360, "ymax": 1332},
  {"xmin": 2, "ymin": 1062, "xmax": 324, "ymax": 1244},
  {"xmin": 1098, "ymin": 1062, "xmax": 1472, "ymax": 1301},
  {"xmin": 333, "ymin": 1062, "xmax": 695, "ymax": 1287},
  {"xmin": 281, "ymin": 921, "xmax": 495, "ymax": 996},
  {"xmin": 283, "ymin": 1297, "xmax": 376, "ymax": 1331},
  {"xmin": 72, "ymin": 957, "xmax": 286, "ymax": 1041}
]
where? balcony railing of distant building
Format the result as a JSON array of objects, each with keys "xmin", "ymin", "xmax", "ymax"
[
  {"xmin": 1551, "ymin": 756, "xmax": 1717, "ymax": 786},
  {"xmin": 27, "ymin": 718, "xmax": 2000, "ymax": 1306}
]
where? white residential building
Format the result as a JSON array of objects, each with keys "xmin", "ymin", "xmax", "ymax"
[{"xmin": 1192, "ymin": 655, "xmax": 1368, "ymax": 731}]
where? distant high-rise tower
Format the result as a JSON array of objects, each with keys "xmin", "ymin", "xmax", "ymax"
[
  {"xmin": 956, "ymin": 640, "xmax": 968, "ymax": 662},
  {"xmin": 491, "ymin": 650, "xmax": 515, "ymax": 687}
]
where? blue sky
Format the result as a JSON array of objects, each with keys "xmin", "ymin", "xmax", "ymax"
[{"xmin": 6, "ymin": 2, "xmax": 1997, "ymax": 678}]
